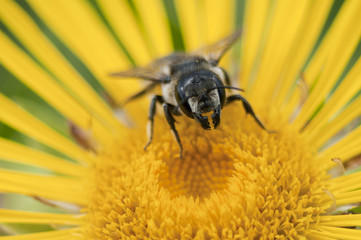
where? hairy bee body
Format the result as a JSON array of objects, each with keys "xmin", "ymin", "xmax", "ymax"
[
  {"xmin": 159, "ymin": 54, "xmax": 227, "ymax": 117},
  {"xmin": 111, "ymin": 30, "xmax": 271, "ymax": 158}
]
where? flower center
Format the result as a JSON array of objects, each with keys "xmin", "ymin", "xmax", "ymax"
[
  {"xmin": 85, "ymin": 104, "xmax": 329, "ymax": 239},
  {"xmin": 157, "ymin": 122, "xmax": 236, "ymax": 198}
]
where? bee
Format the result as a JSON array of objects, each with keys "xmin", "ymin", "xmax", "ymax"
[{"xmin": 111, "ymin": 30, "xmax": 271, "ymax": 158}]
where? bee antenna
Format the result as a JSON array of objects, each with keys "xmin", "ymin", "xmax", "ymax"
[
  {"xmin": 173, "ymin": 94, "xmax": 198, "ymax": 114},
  {"xmin": 208, "ymin": 86, "xmax": 245, "ymax": 92}
]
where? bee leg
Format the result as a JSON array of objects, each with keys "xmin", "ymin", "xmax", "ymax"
[
  {"xmin": 226, "ymin": 95, "xmax": 275, "ymax": 133},
  {"xmin": 122, "ymin": 83, "xmax": 158, "ymax": 106},
  {"xmin": 144, "ymin": 95, "xmax": 164, "ymax": 151},
  {"xmin": 163, "ymin": 103, "xmax": 183, "ymax": 159}
]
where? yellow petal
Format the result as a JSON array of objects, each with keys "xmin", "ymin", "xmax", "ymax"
[
  {"xmin": 273, "ymin": 0, "xmax": 333, "ymax": 108},
  {"xmin": 319, "ymin": 214, "xmax": 361, "ymax": 227},
  {"xmin": 0, "ymin": 228, "xmax": 79, "ymax": 240},
  {"xmin": 0, "ymin": 169, "xmax": 85, "ymax": 206},
  {"xmin": 316, "ymin": 124, "xmax": 361, "ymax": 169},
  {"xmin": 0, "ymin": 209, "xmax": 84, "ymax": 225},
  {"xmin": 293, "ymin": 0, "xmax": 361, "ymax": 129},
  {"xmin": 174, "ymin": 0, "xmax": 202, "ymax": 51},
  {"xmin": 311, "ymin": 96, "xmax": 361, "ymax": 150},
  {"xmin": 202, "ymin": 0, "xmax": 235, "ymax": 44},
  {"xmin": 96, "ymin": 0, "xmax": 152, "ymax": 65},
  {"xmin": 334, "ymin": 190, "xmax": 361, "ymax": 206},
  {"xmin": 0, "ymin": 32, "xmax": 116, "ymax": 145},
  {"xmin": 132, "ymin": 0, "xmax": 173, "ymax": 56},
  {"xmin": 239, "ymin": 0, "xmax": 271, "ymax": 90},
  {"xmin": 0, "ymin": 0, "xmax": 124, "ymax": 135},
  {"xmin": 314, "ymin": 226, "xmax": 361, "ymax": 240},
  {"xmin": 306, "ymin": 233, "xmax": 335, "ymax": 240},
  {"xmin": 328, "ymin": 171, "xmax": 361, "ymax": 194},
  {"xmin": 302, "ymin": 57, "xmax": 361, "ymax": 141},
  {"xmin": 328, "ymin": 172, "xmax": 361, "ymax": 205},
  {"xmin": 0, "ymin": 93, "xmax": 90, "ymax": 165},
  {"xmin": 28, "ymin": 0, "xmax": 139, "ymax": 103},
  {"xmin": 0, "ymin": 137, "xmax": 85, "ymax": 177},
  {"xmin": 201, "ymin": 0, "xmax": 235, "ymax": 69},
  {"xmin": 248, "ymin": 0, "xmax": 310, "ymax": 104}
]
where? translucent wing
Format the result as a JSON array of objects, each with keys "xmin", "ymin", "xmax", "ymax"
[
  {"xmin": 193, "ymin": 29, "xmax": 242, "ymax": 65},
  {"xmin": 109, "ymin": 67, "xmax": 170, "ymax": 83},
  {"xmin": 109, "ymin": 53, "xmax": 190, "ymax": 83},
  {"xmin": 110, "ymin": 29, "xmax": 242, "ymax": 81}
]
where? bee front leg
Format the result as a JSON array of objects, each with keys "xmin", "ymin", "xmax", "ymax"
[
  {"xmin": 163, "ymin": 103, "xmax": 183, "ymax": 159},
  {"xmin": 226, "ymin": 95, "xmax": 275, "ymax": 133},
  {"xmin": 144, "ymin": 95, "xmax": 164, "ymax": 151}
]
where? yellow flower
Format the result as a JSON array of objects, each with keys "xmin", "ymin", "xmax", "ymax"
[{"xmin": 1, "ymin": 0, "xmax": 361, "ymax": 239}]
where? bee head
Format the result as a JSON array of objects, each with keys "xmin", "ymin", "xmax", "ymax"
[{"xmin": 176, "ymin": 70, "xmax": 226, "ymax": 130}]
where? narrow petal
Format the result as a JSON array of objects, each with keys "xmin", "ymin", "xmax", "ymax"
[
  {"xmin": 201, "ymin": 0, "xmax": 235, "ymax": 68},
  {"xmin": 0, "ymin": 209, "xmax": 84, "ymax": 225},
  {"xmin": 249, "ymin": 0, "xmax": 310, "ymax": 103},
  {"xmin": 0, "ymin": 138, "xmax": 85, "ymax": 177},
  {"xmin": 311, "ymin": 226, "xmax": 361, "ymax": 240},
  {"xmin": 312, "ymin": 96, "xmax": 361, "ymax": 150},
  {"xmin": 202, "ymin": 0, "xmax": 235, "ymax": 44},
  {"xmin": 131, "ymin": 0, "xmax": 173, "ymax": 56},
  {"xmin": 306, "ymin": 233, "xmax": 336, "ymax": 240},
  {"xmin": 323, "ymin": 171, "xmax": 361, "ymax": 205},
  {"xmin": 0, "ymin": 228, "xmax": 80, "ymax": 240},
  {"xmin": 319, "ymin": 214, "xmax": 361, "ymax": 227},
  {"xmin": 0, "ymin": 93, "xmax": 90, "ymax": 165},
  {"xmin": 334, "ymin": 190, "xmax": 361, "ymax": 206},
  {"xmin": 293, "ymin": 0, "xmax": 361, "ymax": 129},
  {"xmin": 316, "ymin": 125, "xmax": 361, "ymax": 168},
  {"xmin": 0, "ymin": 0, "xmax": 125, "ymax": 135},
  {"xmin": 302, "ymin": 58, "xmax": 361, "ymax": 142},
  {"xmin": 239, "ymin": 0, "xmax": 271, "ymax": 90},
  {"xmin": 96, "ymin": 0, "xmax": 152, "ymax": 65},
  {"xmin": 328, "ymin": 171, "xmax": 361, "ymax": 193},
  {"xmin": 174, "ymin": 0, "xmax": 202, "ymax": 51},
  {"xmin": 0, "ymin": 169, "xmax": 86, "ymax": 206},
  {"xmin": 0, "ymin": 33, "xmax": 115, "ymax": 145},
  {"xmin": 28, "ymin": 0, "xmax": 138, "ymax": 103},
  {"xmin": 273, "ymin": 0, "xmax": 333, "ymax": 108}
]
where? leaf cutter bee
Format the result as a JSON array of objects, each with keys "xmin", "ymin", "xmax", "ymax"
[{"xmin": 111, "ymin": 30, "xmax": 272, "ymax": 158}]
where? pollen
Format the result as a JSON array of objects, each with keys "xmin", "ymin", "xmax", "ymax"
[{"xmin": 84, "ymin": 104, "xmax": 330, "ymax": 239}]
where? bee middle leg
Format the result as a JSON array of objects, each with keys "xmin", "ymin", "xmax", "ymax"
[
  {"xmin": 163, "ymin": 103, "xmax": 183, "ymax": 159},
  {"xmin": 144, "ymin": 96, "xmax": 183, "ymax": 158},
  {"xmin": 226, "ymin": 94, "xmax": 272, "ymax": 132},
  {"xmin": 144, "ymin": 95, "xmax": 164, "ymax": 151}
]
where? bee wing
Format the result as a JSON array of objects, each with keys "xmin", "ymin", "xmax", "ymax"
[
  {"xmin": 110, "ymin": 53, "xmax": 191, "ymax": 83},
  {"xmin": 109, "ymin": 67, "xmax": 170, "ymax": 83},
  {"xmin": 193, "ymin": 29, "xmax": 242, "ymax": 65}
]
